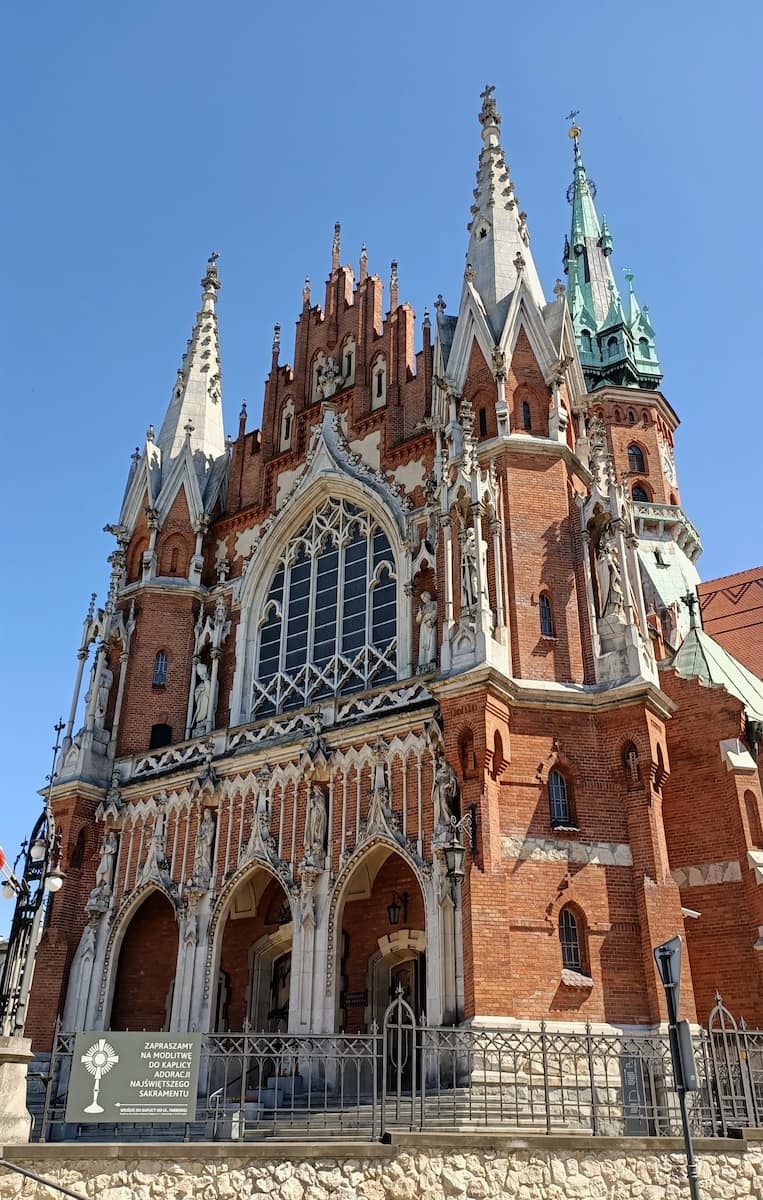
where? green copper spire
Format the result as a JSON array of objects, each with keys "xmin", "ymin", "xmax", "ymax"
[{"xmin": 564, "ymin": 123, "xmax": 661, "ymax": 390}]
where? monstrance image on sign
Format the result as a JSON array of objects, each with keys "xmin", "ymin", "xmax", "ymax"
[
  {"xmin": 81, "ymin": 1038, "xmax": 119, "ymax": 1113},
  {"xmin": 65, "ymin": 1032, "xmax": 201, "ymax": 1123}
]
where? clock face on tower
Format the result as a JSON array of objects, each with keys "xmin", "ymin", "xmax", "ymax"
[{"xmin": 660, "ymin": 441, "xmax": 677, "ymax": 487}]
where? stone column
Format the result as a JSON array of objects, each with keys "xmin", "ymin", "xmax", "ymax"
[{"xmin": 0, "ymin": 1037, "xmax": 34, "ymax": 1143}]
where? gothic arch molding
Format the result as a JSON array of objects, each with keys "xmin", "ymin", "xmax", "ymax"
[
  {"xmin": 97, "ymin": 879, "xmax": 179, "ymax": 1026},
  {"xmin": 231, "ymin": 470, "xmax": 413, "ymax": 726}
]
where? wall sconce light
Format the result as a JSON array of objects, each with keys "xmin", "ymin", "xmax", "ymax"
[{"xmin": 387, "ymin": 890, "xmax": 409, "ymax": 927}]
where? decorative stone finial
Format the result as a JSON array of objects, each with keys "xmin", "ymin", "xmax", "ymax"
[
  {"xmin": 131, "ymin": 446, "xmax": 141, "ymax": 465},
  {"xmin": 513, "ymin": 251, "xmax": 526, "ymax": 273},
  {"xmin": 360, "ymin": 243, "xmax": 368, "ymax": 282},
  {"xmin": 272, "ymin": 323, "xmax": 281, "ymax": 356},
  {"xmin": 554, "ymin": 278, "xmax": 566, "ymax": 300},
  {"xmin": 146, "ymin": 424, "xmax": 155, "ymax": 442},
  {"xmin": 479, "ymin": 84, "xmax": 500, "ymax": 129},
  {"xmin": 389, "ymin": 260, "xmax": 398, "ymax": 309},
  {"xmin": 184, "ymin": 419, "xmax": 195, "ymax": 440},
  {"xmin": 434, "ymin": 294, "xmax": 446, "ymax": 313},
  {"xmin": 303, "ymin": 275, "xmax": 311, "ymax": 306},
  {"xmin": 332, "ymin": 222, "xmax": 341, "ymax": 271},
  {"xmin": 423, "ymin": 306, "xmax": 430, "ymax": 330}
]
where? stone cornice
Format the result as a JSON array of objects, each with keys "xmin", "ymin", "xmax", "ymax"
[
  {"xmin": 431, "ymin": 664, "xmax": 676, "ymax": 720},
  {"xmin": 589, "ymin": 384, "xmax": 680, "ymax": 432},
  {"xmin": 477, "ymin": 434, "xmax": 593, "ymax": 487}
]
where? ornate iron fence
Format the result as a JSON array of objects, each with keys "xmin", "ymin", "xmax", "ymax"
[{"xmin": 33, "ymin": 993, "xmax": 763, "ymax": 1143}]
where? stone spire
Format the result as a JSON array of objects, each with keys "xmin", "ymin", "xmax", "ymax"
[
  {"xmin": 465, "ymin": 85, "xmax": 545, "ymax": 328},
  {"xmin": 156, "ymin": 254, "xmax": 226, "ymax": 466},
  {"xmin": 564, "ymin": 124, "xmax": 661, "ymax": 390}
]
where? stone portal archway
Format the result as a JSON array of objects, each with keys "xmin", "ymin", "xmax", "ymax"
[
  {"xmin": 213, "ymin": 866, "xmax": 293, "ymax": 1032},
  {"xmin": 109, "ymin": 890, "xmax": 178, "ymax": 1031},
  {"xmin": 334, "ymin": 846, "xmax": 427, "ymax": 1034}
]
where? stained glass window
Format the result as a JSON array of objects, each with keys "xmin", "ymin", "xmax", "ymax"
[{"xmin": 251, "ymin": 497, "xmax": 397, "ymax": 716}]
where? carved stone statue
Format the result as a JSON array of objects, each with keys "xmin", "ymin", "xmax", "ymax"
[
  {"xmin": 304, "ymin": 785, "xmax": 328, "ymax": 855},
  {"xmin": 597, "ymin": 531, "xmax": 625, "ymax": 618},
  {"xmin": 460, "ymin": 526, "xmax": 479, "ymax": 609},
  {"xmin": 192, "ymin": 660, "xmax": 212, "ymax": 731},
  {"xmin": 94, "ymin": 831, "xmax": 118, "ymax": 893},
  {"xmin": 96, "ymin": 664, "xmax": 113, "ymax": 725},
  {"xmin": 416, "ymin": 591, "xmax": 438, "ymax": 671},
  {"xmin": 432, "ymin": 751, "xmax": 459, "ymax": 831},
  {"xmin": 191, "ymin": 808, "xmax": 215, "ymax": 888}
]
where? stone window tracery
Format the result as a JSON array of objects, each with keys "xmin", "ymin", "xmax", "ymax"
[
  {"xmin": 251, "ymin": 496, "xmax": 397, "ymax": 717},
  {"xmin": 153, "ymin": 650, "xmax": 168, "ymax": 688}
]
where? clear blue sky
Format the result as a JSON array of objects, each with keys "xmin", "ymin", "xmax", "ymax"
[{"xmin": 1, "ymin": 0, "xmax": 760, "ymax": 929}]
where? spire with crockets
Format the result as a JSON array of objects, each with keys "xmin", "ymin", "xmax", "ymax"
[
  {"xmin": 465, "ymin": 85, "xmax": 546, "ymax": 331},
  {"xmin": 563, "ymin": 121, "xmax": 661, "ymax": 391}
]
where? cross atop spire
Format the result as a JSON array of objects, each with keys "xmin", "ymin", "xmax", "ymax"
[
  {"xmin": 465, "ymin": 86, "xmax": 545, "ymax": 330},
  {"xmin": 563, "ymin": 127, "xmax": 661, "ymax": 390},
  {"xmin": 155, "ymin": 255, "xmax": 226, "ymax": 468}
]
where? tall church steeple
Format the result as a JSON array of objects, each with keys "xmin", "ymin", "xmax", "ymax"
[
  {"xmin": 156, "ymin": 254, "xmax": 225, "ymax": 466},
  {"xmin": 466, "ymin": 85, "xmax": 545, "ymax": 331},
  {"xmin": 564, "ymin": 124, "xmax": 661, "ymax": 391}
]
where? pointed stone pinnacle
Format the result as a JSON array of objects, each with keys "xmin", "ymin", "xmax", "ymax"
[
  {"xmin": 272, "ymin": 323, "xmax": 281, "ymax": 355},
  {"xmin": 303, "ymin": 276, "xmax": 311, "ymax": 306},
  {"xmin": 332, "ymin": 222, "xmax": 341, "ymax": 271},
  {"xmin": 146, "ymin": 424, "xmax": 155, "ymax": 442}
]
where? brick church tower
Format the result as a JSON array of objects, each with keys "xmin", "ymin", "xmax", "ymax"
[{"xmin": 24, "ymin": 89, "xmax": 763, "ymax": 1055}]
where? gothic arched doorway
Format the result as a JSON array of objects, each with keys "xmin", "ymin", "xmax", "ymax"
[
  {"xmin": 109, "ymin": 889, "xmax": 178, "ymax": 1031},
  {"xmin": 214, "ymin": 867, "xmax": 293, "ymax": 1032},
  {"xmin": 335, "ymin": 846, "xmax": 426, "ymax": 1034}
]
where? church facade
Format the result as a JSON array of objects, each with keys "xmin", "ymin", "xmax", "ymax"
[{"xmin": 26, "ymin": 90, "xmax": 763, "ymax": 1052}]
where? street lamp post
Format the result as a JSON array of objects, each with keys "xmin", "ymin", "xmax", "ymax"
[{"xmin": 0, "ymin": 720, "xmax": 66, "ymax": 1037}]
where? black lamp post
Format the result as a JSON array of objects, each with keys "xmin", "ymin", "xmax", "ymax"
[{"xmin": 0, "ymin": 720, "xmax": 65, "ymax": 1037}]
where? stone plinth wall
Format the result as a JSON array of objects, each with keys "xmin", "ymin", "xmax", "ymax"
[{"xmin": 1, "ymin": 1132, "xmax": 763, "ymax": 1200}]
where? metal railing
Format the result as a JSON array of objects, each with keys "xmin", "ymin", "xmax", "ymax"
[{"xmin": 33, "ymin": 993, "xmax": 763, "ymax": 1143}]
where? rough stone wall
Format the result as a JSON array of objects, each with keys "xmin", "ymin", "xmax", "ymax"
[{"xmin": 1, "ymin": 1134, "xmax": 761, "ymax": 1200}]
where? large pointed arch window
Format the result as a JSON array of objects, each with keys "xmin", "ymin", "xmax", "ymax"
[{"xmin": 251, "ymin": 497, "xmax": 397, "ymax": 717}]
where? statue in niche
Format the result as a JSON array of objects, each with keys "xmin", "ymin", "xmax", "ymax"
[
  {"xmin": 95, "ymin": 664, "xmax": 114, "ymax": 725},
  {"xmin": 304, "ymin": 785, "xmax": 328, "ymax": 857},
  {"xmin": 596, "ymin": 529, "xmax": 625, "ymax": 619},
  {"xmin": 432, "ymin": 750, "xmax": 459, "ymax": 832},
  {"xmin": 318, "ymin": 357, "xmax": 341, "ymax": 399},
  {"xmin": 192, "ymin": 660, "xmax": 212, "ymax": 731},
  {"xmin": 191, "ymin": 808, "xmax": 215, "ymax": 888},
  {"xmin": 460, "ymin": 526, "xmax": 479, "ymax": 609},
  {"xmin": 416, "ymin": 592, "xmax": 438, "ymax": 672},
  {"xmin": 94, "ymin": 830, "xmax": 118, "ymax": 893}
]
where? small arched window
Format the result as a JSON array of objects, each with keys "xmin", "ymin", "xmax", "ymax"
[
  {"xmin": 549, "ymin": 769, "xmax": 571, "ymax": 826},
  {"xmin": 341, "ymin": 336, "xmax": 356, "ymax": 385},
  {"xmin": 149, "ymin": 723, "xmax": 173, "ymax": 750},
  {"xmin": 459, "ymin": 728, "xmax": 478, "ymax": 779},
  {"xmin": 623, "ymin": 742, "xmax": 640, "ymax": 785},
  {"xmin": 581, "ymin": 330, "xmax": 593, "ymax": 354},
  {"xmin": 607, "ymin": 336, "xmax": 618, "ymax": 358},
  {"xmin": 559, "ymin": 907, "xmax": 583, "ymax": 972},
  {"xmin": 627, "ymin": 444, "xmax": 646, "ymax": 473},
  {"xmin": 492, "ymin": 730, "xmax": 504, "ymax": 780},
  {"xmin": 632, "ymin": 483, "xmax": 649, "ymax": 502},
  {"xmin": 522, "ymin": 401, "xmax": 532, "ymax": 431},
  {"xmin": 627, "ymin": 409, "xmax": 636, "ymax": 424},
  {"xmin": 153, "ymin": 651, "xmax": 168, "ymax": 688},
  {"xmin": 539, "ymin": 592, "xmax": 555, "ymax": 638},
  {"xmin": 371, "ymin": 356, "xmax": 387, "ymax": 409},
  {"xmin": 478, "ymin": 407, "xmax": 488, "ymax": 436},
  {"xmin": 745, "ymin": 791, "xmax": 763, "ymax": 847},
  {"xmin": 613, "ymin": 407, "xmax": 622, "ymax": 422}
]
